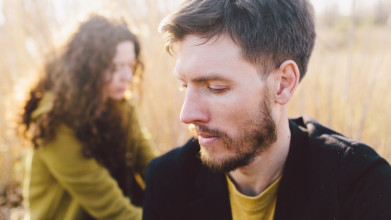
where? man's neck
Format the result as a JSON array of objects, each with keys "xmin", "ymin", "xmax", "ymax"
[{"xmin": 228, "ymin": 119, "xmax": 291, "ymax": 196}]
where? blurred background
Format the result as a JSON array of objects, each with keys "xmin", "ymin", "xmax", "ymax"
[{"xmin": 0, "ymin": 0, "xmax": 390, "ymax": 219}]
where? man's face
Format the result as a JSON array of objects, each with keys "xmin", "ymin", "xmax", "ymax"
[{"xmin": 175, "ymin": 34, "xmax": 277, "ymax": 173}]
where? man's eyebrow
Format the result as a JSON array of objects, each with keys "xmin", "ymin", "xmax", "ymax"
[
  {"xmin": 174, "ymin": 72, "xmax": 233, "ymax": 83},
  {"xmin": 191, "ymin": 74, "xmax": 232, "ymax": 83}
]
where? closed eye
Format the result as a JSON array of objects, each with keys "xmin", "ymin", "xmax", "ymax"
[{"xmin": 207, "ymin": 86, "xmax": 227, "ymax": 94}]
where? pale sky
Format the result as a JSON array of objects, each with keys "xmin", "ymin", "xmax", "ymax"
[
  {"xmin": 312, "ymin": 0, "xmax": 352, "ymax": 15},
  {"xmin": 0, "ymin": 0, "xmax": 4, "ymax": 26},
  {"xmin": 311, "ymin": 0, "xmax": 381, "ymax": 16},
  {"xmin": 0, "ymin": 0, "xmax": 383, "ymax": 27}
]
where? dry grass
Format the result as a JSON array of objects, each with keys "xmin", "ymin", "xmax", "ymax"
[
  {"xmin": 290, "ymin": 23, "xmax": 391, "ymax": 161},
  {"xmin": 0, "ymin": 0, "xmax": 390, "ymax": 219}
]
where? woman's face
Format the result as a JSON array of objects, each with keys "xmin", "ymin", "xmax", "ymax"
[{"xmin": 104, "ymin": 41, "xmax": 136, "ymax": 100}]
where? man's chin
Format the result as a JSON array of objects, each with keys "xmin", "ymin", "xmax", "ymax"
[
  {"xmin": 199, "ymin": 146, "xmax": 225, "ymax": 171},
  {"xmin": 199, "ymin": 147, "xmax": 256, "ymax": 173}
]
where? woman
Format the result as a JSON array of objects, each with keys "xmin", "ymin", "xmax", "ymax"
[{"xmin": 21, "ymin": 15, "xmax": 155, "ymax": 220}]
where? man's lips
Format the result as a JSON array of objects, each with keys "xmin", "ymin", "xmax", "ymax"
[
  {"xmin": 197, "ymin": 132, "xmax": 220, "ymax": 146},
  {"xmin": 198, "ymin": 132, "xmax": 216, "ymax": 138}
]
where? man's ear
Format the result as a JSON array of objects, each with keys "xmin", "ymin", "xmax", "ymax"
[{"xmin": 274, "ymin": 60, "xmax": 300, "ymax": 105}]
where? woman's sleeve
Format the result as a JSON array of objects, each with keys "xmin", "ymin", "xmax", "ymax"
[
  {"xmin": 39, "ymin": 124, "xmax": 141, "ymax": 220},
  {"xmin": 129, "ymin": 108, "xmax": 157, "ymax": 179}
]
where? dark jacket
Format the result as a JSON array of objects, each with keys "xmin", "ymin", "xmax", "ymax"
[{"xmin": 143, "ymin": 116, "xmax": 391, "ymax": 220}]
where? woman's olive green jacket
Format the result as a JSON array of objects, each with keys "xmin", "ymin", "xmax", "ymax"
[{"xmin": 23, "ymin": 93, "xmax": 156, "ymax": 220}]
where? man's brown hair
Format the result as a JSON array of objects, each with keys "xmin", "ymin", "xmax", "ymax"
[{"xmin": 160, "ymin": 0, "xmax": 316, "ymax": 79}]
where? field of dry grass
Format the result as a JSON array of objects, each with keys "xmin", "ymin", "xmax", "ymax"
[{"xmin": 0, "ymin": 0, "xmax": 390, "ymax": 219}]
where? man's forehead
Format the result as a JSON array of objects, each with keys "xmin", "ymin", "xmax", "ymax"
[{"xmin": 174, "ymin": 35, "xmax": 264, "ymax": 85}]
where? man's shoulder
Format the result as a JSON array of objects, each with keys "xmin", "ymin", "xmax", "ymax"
[
  {"xmin": 284, "ymin": 116, "xmax": 391, "ymax": 220},
  {"xmin": 291, "ymin": 115, "xmax": 376, "ymax": 154},
  {"xmin": 290, "ymin": 115, "xmax": 390, "ymax": 181}
]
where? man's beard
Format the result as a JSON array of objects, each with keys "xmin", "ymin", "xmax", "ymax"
[{"xmin": 196, "ymin": 97, "xmax": 277, "ymax": 173}]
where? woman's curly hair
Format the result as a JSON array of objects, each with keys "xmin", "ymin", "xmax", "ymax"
[{"xmin": 21, "ymin": 15, "xmax": 143, "ymax": 172}]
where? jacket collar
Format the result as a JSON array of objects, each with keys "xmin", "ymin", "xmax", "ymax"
[
  {"xmin": 274, "ymin": 119, "xmax": 312, "ymax": 220},
  {"xmin": 187, "ymin": 140, "xmax": 232, "ymax": 220},
  {"xmin": 186, "ymin": 118, "xmax": 311, "ymax": 220}
]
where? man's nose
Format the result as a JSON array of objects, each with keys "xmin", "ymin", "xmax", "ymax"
[{"xmin": 180, "ymin": 88, "xmax": 209, "ymax": 125}]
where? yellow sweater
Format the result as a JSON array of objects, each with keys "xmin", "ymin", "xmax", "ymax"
[
  {"xmin": 226, "ymin": 175, "xmax": 281, "ymax": 220},
  {"xmin": 23, "ymin": 93, "xmax": 156, "ymax": 220}
]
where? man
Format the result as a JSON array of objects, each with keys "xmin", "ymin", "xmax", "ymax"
[{"xmin": 143, "ymin": 0, "xmax": 391, "ymax": 219}]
